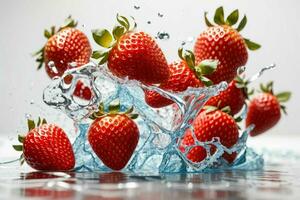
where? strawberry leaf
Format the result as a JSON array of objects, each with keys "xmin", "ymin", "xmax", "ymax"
[
  {"xmin": 44, "ymin": 29, "xmax": 52, "ymax": 39},
  {"xmin": 244, "ymin": 38, "xmax": 261, "ymax": 50},
  {"xmin": 113, "ymin": 26, "xmax": 126, "ymax": 40},
  {"xmin": 27, "ymin": 119, "xmax": 35, "ymax": 131},
  {"xmin": 99, "ymin": 52, "xmax": 109, "ymax": 65},
  {"xmin": 92, "ymin": 50, "xmax": 108, "ymax": 59},
  {"xmin": 197, "ymin": 59, "xmax": 218, "ymax": 75},
  {"xmin": 117, "ymin": 14, "xmax": 130, "ymax": 30},
  {"xmin": 236, "ymin": 15, "xmax": 247, "ymax": 32},
  {"xmin": 178, "ymin": 48, "xmax": 184, "ymax": 60},
  {"xmin": 204, "ymin": 12, "xmax": 214, "ymax": 27},
  {"xmin": 226, "ymin": 9, "xmax": 239, "ymax": 26},
  {"xmin": 276, "ymin": 92, "xmax": 291, "ymax": 103},
  {"xmin": 92, "ymin": 29, "xmax": 113, "ymax": 48},
  {"xmin": 200, "ymin": 76, "xmax": 213, "ymax": 86},
  {"xmin": 13, "ymin": 145, "xmax": 23, "ymax": 151},
  {"xmin": 42, "ymin": 118, "xmax": 47, "ymax": 125},
  {"xmin": 109, "ymin": 100, "xmax": 121, "ymax": 113},
  {"xmin": 18, "ymin": 135, "xmax": 25, "ymax": 143},
  {"xmin": 129, "ymin": 113, "xmax": 139, "ymax": 119},
  {"xmin": 203, "ymin": 105, "xmax": 218, "ymax": 113},
  {"xmin": 214, "ymin": 6, "xmax": 225, "ymax": 25}
]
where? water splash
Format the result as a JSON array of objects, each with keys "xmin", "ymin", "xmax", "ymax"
[
  {"xmin": 158, "ymin": 12, "xmax": 164, "ymax": 18},
  {"xmin": 156, "ymin": 31, "xmax": 170, "ymax": 40},
  {"xmin": 42, "ymin": 62, "xmax": 266, "ymax": 173}
]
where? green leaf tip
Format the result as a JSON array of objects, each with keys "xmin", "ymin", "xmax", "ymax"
[
  {"xmin": 214, "ymin": 6, "xmax": 225, "ymax": 25},
  {"xmin": 244, "ymin": 38, "xmax": 261, "ymax": 51},
  {"xmin": 276, "ymin": 92, "xmax": 291, "ymax": 103},
  {"xmin": 92, "ymin": 29, "xmax": 113, "ymax": 48},
  {"xmin": 226, "ymin": 9, "xmax": 239, "ymax": 26}
]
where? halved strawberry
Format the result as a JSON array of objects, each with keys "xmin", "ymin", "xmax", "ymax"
[
  {"xmin": 91, "ymin": 15, "xmax": 169, "ymax": 84},
  {"xmin": 194, "ymin": 7, "xmax": 261, "ymax": 83}
]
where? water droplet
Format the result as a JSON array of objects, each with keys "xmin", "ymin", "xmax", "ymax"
[
  {"xmin": 181, "ymin": 41, "xmax": 186, "ymax": 46},
  {"xmin": 157, "ymin": 31, "xmax": 170, "ymax": 40},
  {"xmin": 82, "ymin": 24, "xmax": 85, "ymax": 27},
  {"xmin": 48, "ymin": 61, "xmax": 58, "ymax": 74},
  {"xmin": 30, "ymin": 100, "xmax": 34, "ymax": 105},
  {"xmin": 147, "ymin": 21, "xmax": 151, "ymax": 24},
  {"xmin": 134, "ymin": 5, "xmax": 140, "ymax": 10},
  {"xmin": 25, "ymin": 113, "xmax": 32, "ymax": 119},
  {"xmin": 158, "ymin": 12, "xmax": 164, "ymax": 17}
]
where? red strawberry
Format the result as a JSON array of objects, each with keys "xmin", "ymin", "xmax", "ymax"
[
  {"xmin": 246, "ymin": 82, "xmax": 291, "ymax": 136},
  {"xmin": 92, "ymin": 15, "xmax": 169, "ymax": 84},
  {"xmin": 204, "ymin": 76, "xmax": 251, "ymax": 115},
  {"xmin": 88, "ymin": 103, "xmax": 139, "ymax": 170},
  {"xmin": 194, "ymin": 7, "xmax": 260, "ymax": 83},
  {"xmin": 34, "ymin": 16, "xmax": 91, "ymax": 78},
  {"xmin": 13, "ymin": 118, "xmax": 75, "ymax": 171},
  {"xmin": 73, "ymin": 80, "xmax": 92, "ymax": 100},
  {"xmin": 180, "ymin": 108, "xmax": 239, "ymax": 163},
  {"xmin": 145, "ymin": 49, "xmax": 218, "ymax": 108}
]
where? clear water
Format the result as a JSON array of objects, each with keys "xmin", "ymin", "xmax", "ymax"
[{"xmin": 42, "ymin": 62, "xmax": 274, "ymax": 173}]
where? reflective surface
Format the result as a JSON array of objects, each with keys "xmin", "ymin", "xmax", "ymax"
[{"xmin": 1, "ymin": 151, "xmax": 300, "ymax": 200}]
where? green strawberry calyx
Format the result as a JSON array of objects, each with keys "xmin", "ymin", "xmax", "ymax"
[
  {"xmin": 89, "ymin": 100, "xmax": 138, "ymax": 120},
  {"xmin": 259, "ymin": 81, "xmax": 291, "ymax": 114},
  {"xmin": 178, "ymin": 48, "xmax": 218, "ymax": 86},
  {"xmin": 204, "ymin": 6, "xmax": 261, "ymax": 51},
  {"xmin": 33, "ymin": 16, "xmax": 78, "ymax": 70},
  {"xmin": 91, "ymin": 14, "xmax": 137, "ymax": 65},
  {"xmin": 12, "ymin": 117, "xmax": 48, "ymax": 165},
  {"xmin": 234, "ymin": 75, "xmax": 254, "ymax": 99}
]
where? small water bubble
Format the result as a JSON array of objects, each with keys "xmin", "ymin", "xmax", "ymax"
[
  {"xmin": 134, "ymin": 5, "xmax": 140, "ymax": 10},
  {"xmin": 157, "ymin": 31, "xmax": 170, "ymax": 40},
  {"xmin": 158, "ymin": 12, "xmax": 164, "ymax": 17},
  {"xmin": 147, "ymin": 21, "xmax": 151, "ymax": 24},
  {"xmin": 82, "ymin": 24, "xmax": 85, "ymax": 28},
  {"xmin": 25, "ymin": 113, "xmax": 32, "ymax": 119},
  {"xmin": 30, "ymin": 100, "xmax": 34, "ymax": 105},
  {"xmin": 181, "ymin": 41, "xmax": 186, "ymax": 46},
  {"xmin": 48, "ymin": 61, "xmax": 58, "ymax": 74}
]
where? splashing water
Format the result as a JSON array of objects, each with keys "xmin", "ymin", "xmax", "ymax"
[
  {"xmin": 41, "ymin": 62, "xmax": 268, "ymax": 173},
  {"xmin": 156, "ymin": 31, "xmax": 170, "ymax": 40}
]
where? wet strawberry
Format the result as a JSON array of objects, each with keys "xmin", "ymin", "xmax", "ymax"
[
  {"xmin": 145, "ymin": 49, "xmax": 218, "ymax": 108},
  {"xmin": 92, "ymin": 15, "xmax": 169, "ymax": 84},
  {"xmin": 194, "ymin": 7, "xmax": 260, "ymax": 83},
  {"xmin": 88, "ymin": 102, "xmax": 139, "ymax": 170},
  {"xmin": 246, "ymin": 82, "xmax": 291, "ymax": 136},
  {"xmin": 34, "ymin": 16, "xmax": 91, "ymax": 78},
  {"xmin": 13, "ymin": 118, "xmax": 75, "ymax": 171},
  {"xmin": 180, "ymin": 108, "xmax": 239, "ymax": 163}
]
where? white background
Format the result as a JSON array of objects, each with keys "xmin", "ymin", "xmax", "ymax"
[{"xmin": 0, "ymin": 0, "xmax": 299, "ymax": 140}]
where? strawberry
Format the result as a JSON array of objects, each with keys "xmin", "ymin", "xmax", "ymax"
[
  {"xmin": 88, "ymin": 102, "xmax": 139, "ymax": 170},
  {"xmin": 73, "ymin": 80, "xmax": 92, "ymax": 100},
  {"xmin": 204, "ymin": 76, "xmax": 252, "ymax": 115},
  {"xmin": 13, "ymin": 118, "xmax": 75, "ymax": 171},
  {"xmin": 194, "ymin": 7, "xmax": 261, "ymax": 84},
  {"xmin": 180, "ymin": 107, "xmax": 239, "ymax": 163},
  {"xmin": 246, "ymin": 82, "xmax": 291, "ymax": 136},
  {"xmin": 91, "ymin": 15, "xmax": 169, "ymax": 84},
  {"xmin": 145, "ymin": 49, "xmax": 218, "ymax": 108},
  {"xmin": 34, "ymin": 16, "xmax": 92, "ymax": 78}
]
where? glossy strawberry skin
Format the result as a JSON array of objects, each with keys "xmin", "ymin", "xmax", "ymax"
[
  {"xmin": 108, "ymin": 31, "xmax": 169, "ymax": 84},
  {"xmin": 246, "ymin": 93, "xmax": 281, "ymax": 136},
  {"xmin": 44, "ymin": 27, "xmax": 92, "ymax": 78},
  {"xmin": 180, "ymin": 110, "xmax": 239, "ymax": 163},
  {"xmin": 73, "ymin": 80, "xmax": 92, "ymax": 100},
  {"xmin": 205, "ymin": 80, "xmax": 246, "ymax": 114},
  {"xmin": 194, "ymin": 25, "xmax": 248, "ymax": 84},
  {"xmin": 88, "ymin": 114, "xmax": 139, "ymax": 170},
  {"xmin": 145, "ymin": 61, "xmax": 202, "ymax": 108},
  {"xmin": 23, "ymin": 124, "xmax": 75, "ymax": 171}
]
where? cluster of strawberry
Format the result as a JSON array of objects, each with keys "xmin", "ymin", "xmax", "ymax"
[{"xmin": 14, "ymin": 7, "xmax": 290, "ymax": 171}]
